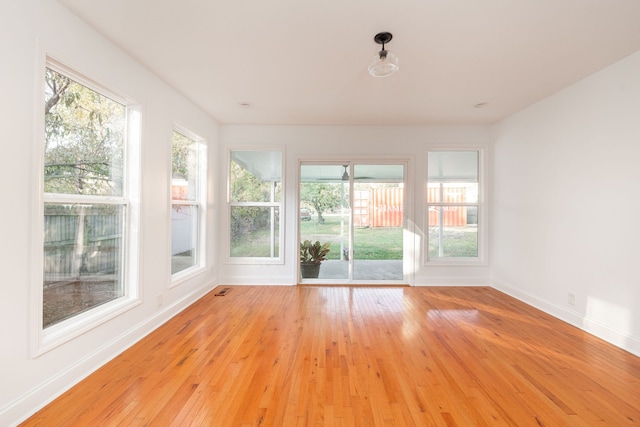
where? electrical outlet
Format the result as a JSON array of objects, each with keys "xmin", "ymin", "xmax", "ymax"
[
  {"xmin": 568, "ymin": 292, "xmax": 575, "ymax": 306},
  {"xmin": 157, "ymin": 294, "xmax": 163, "ymax": 307}
]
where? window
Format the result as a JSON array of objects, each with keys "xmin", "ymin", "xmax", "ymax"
[
  {"xmin": 228, "ymin": 150, "xmax": 282, "ymax": 262},
  {"xmin": 426, "ymin": 150, "xmax": 482, "ymax": 262},
  {"xmin": 42, "ymin": 64, "xmax": 133, "ymax": 330},
  {"xmin": 171, "ymin": 129, "xmax": 205, "ymax": 276}
]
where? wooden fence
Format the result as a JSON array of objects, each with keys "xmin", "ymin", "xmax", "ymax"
[{"xmin": 43, "ymin": 213, "xmax": 122, "ymax": 284}]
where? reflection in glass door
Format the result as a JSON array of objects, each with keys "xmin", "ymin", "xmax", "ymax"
[{"xmin": 299, "ymin": 162, "xmax": 405, "ymax": 282}]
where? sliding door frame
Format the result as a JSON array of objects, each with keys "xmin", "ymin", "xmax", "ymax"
[{"xmin": 297, "ymin": 156, "xmax": 414, "ymax": 285}]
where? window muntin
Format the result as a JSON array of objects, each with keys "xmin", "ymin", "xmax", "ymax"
[
  {"xmin": 43, "ymin": 66, "xmax": 128, "ymax": 328},
  {"xmin": 427, "ymin": 182, "xmax": 478, "ymax": 204},
  {"xmin": 171, "ymin": 130, "xmax": 203, "ymax": 276},
  {"xmin": 426, "ymin": 150, "xmax": 481, "ymax": 262},
  {"xmin": 228, "ymin": 150, "xmax": 283, "ymax": 261}
]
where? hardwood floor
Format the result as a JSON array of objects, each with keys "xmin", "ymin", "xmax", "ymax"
[{"xmin": 22, "ymin": 286, "xmax": 640, "ymax": 426}]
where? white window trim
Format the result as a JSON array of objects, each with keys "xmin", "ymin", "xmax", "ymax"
[
  {"xmin": 170, "ymin": 126, "xmax": 207, "ymax": 286},
  {"xmin": 31, "ymin": 57, "xmax": 142, "ymax": 357},
  {"xmin": 424, "ymin": 147, "xmax": 488, "ymax": 266},
  {"xmin": 226, "ymin": 147, "xmax": 285, "ymax": 265}
]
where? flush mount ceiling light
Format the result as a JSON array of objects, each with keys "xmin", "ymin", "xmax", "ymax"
[{"xmin": 368, "ymin": 32, "xmax": 399, "ymax": 78}]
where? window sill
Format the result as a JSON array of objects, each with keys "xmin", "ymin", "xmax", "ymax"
[
  {"xmin": 170, "ymin": 265, "xmax": 207, "ymax": 288},
  {"xmin": 35, "ymin": 295, "xmax": 141, "ymax": 357},
  {"xmin": 425, "ymin": 258, "xmax": 488, "ymax": 267},
  {"xmin": 225, "ymin": 257, "xmax": 285, "ymax": 265}
]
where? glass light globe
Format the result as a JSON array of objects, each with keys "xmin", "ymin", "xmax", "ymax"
[{"xmin": 368, "ymin": 50, "xmax": 399, "ymax": 77}]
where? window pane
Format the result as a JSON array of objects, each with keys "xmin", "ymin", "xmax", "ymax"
[
  {"xmin": 43, "ymin": 203, "xmax": 124, "ymax": 327},
  {"xmin": 427, "ymin": 183, "xmax": 479, "ymax": 203},
  {"xmin": 230, "ymin": 151, "xmax": 282, "ymax": 203},
  {"xmin": 428, "ymin": 206, "xmax": 478, "ymax": 259},
  {"xmin": 230, "ymin": 206, "xmax": 280, "ymax": 257},
  {"xmin": 44, "ymin": 68, "xmax": 125, "ymax": 196},
  {"xmin": 428, "ymin": 151, "xmax": 478, "ymax": 181},
  {"xmin": 171, "ymin": 204, "xmax": 198, "ymax": 274},
  {"xmin": 172, "ymin": 131, "xmax": 198, "ymax": 201},
  {"xmin": 427, "ymin": 151, "xmax": 478, "ymax": 203}
]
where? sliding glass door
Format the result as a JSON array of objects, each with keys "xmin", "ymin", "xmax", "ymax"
[
  {"xmin": 299, "ymin": 164, "xmax": 351, "ymax": 280},
  {"xmin": 352, "ymin": 164, "xmax": 404, "ymax": 280},
  {"xmin": 299, "ymin": 162, "xmax": 405, "ymax": 283}
]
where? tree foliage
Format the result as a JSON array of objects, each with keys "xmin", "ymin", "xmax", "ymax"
[
  {"xmin": 44, "ymin": 68, "xmax": 125, "ymax": 196},
  {"xmin": 230, "ymin": 160, "xmax": 280, "ymax": 203},
  {"xmin": 172, "ymin": 131, "xmax": 196, "ymax": 180},
  {"xmin": 229, "ymin": 159, "xmax": 281, "ymax": 240},
  {"xmin": 300, "ymin": 183, "xmax": 344, "ymax": 224}
]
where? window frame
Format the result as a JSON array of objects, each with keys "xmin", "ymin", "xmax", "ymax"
[
  {"xmin": 32, "ymin": 57, "xmax": 142, "ymax": 356},
  {"xmin": 424, "ymin": 147, "xmax": 487, "ymax": 266},
  {"xmin": 226, "ymin": 147, "xmax": 284, "ymax": 265},
  {"xmin": 170, "ymin": 126, "xmax": 207, "ymax": 284}
]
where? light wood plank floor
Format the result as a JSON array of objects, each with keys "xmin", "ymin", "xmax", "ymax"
[{"xmin": 22, "ymin": 286, "xmax": 640, "ymax": 426}]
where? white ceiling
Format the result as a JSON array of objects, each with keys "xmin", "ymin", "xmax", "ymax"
[{"xmin": 58, "ymin": 0, "xmax": 640, "ymax": 126}]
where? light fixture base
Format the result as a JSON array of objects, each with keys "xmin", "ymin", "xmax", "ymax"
[{"xmin": 373, "ymin": 32, "xmax": 393, "ymax": 45}]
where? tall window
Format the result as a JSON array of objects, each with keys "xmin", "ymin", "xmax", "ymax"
[
  {"xmin": 426, "ymin": 150, "xmax": 482, "ymax": 262},
  {"xmin": 228, "ymin": 150, "xmax": 282, "ymax": 261},
  {"xmin": 171, "ymin": 130, "xmax": 204, "ymax": 275},
  {"xmin": 43, "ymin": 65, "xmax": 129, "ymax": 328}
]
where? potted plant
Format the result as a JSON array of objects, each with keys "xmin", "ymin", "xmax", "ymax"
[{"xmin": 300, "ymin": 240, "xmax": 331, "ymax": 278}]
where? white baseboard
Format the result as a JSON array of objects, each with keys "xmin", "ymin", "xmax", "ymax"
[
  {"xmin": 2, "ymin": 281, "xmax": 217, "ymax": 427},
  {"xmin": 413, "ymin": 277, "xmax": 489, "ymax": 286},
  {"xmin": 221, "ymin": 277, "xmax": 489, "ymax": 287},
  {"xmin": 491, "ymin": 280, "xmax": 640, "ymax": 357},
  {"xmin": 218, "ymin": 277, "xmax": 295, "ymax": 285}
]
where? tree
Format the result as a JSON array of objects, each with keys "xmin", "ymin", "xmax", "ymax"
[
  {"xmin": 44, "ymin": 67, "xmax": 125, "ymax": 196},
  {"xmin": 229, "ymin": 160, "xmax": 281, "ymax": 239},
  {"xmin": 229, "ymin": 160, "xmax": 278, "ymax": 203},
  {"xmin": 171, "ymin": 131, "xmax": 194, "ymax": 180},
  {"xmin": 300, "ymin": 183, "xmax": 344, "ymax": 224}
]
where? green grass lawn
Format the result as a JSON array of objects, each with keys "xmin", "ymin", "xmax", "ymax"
[
  {"xmin": 300, "ymin": 215, "xmax": 402, "ymax": 260},
  {"xmin": 230, "ymin": 227, "xmax": 280, "ymax": 257},
  {"xmin": 231, "ymin": 216, "xmax": 477, "ymax": 259},
  {"xmin": 427, "ymin": 227, "xmax": 478, "ymax": 258}
]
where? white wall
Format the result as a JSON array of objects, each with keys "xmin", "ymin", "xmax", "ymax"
[
  {"xmin": 0, "ymin": 1, "xmax": 219, "ymax": 425},
  {"xmin": 491, "ymin": 50, "xmax": 640, "ymax": 356},
  {"xmin": 220, "ymin": 125, "xmax": 492, "ymax": 286}
]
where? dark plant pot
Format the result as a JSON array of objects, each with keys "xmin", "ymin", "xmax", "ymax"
[{"xmin": 300, "ymin": 262, "xmax": 321, "ymax": 279}]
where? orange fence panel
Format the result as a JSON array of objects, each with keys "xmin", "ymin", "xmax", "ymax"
[{"xmin": 353, "ymin": 186, "xmax": 469, "ymax": 228}]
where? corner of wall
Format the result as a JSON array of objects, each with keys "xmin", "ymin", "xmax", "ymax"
[{"xmin": 491, "ymin": 280, "xmax": 640, "ymax": 358}]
